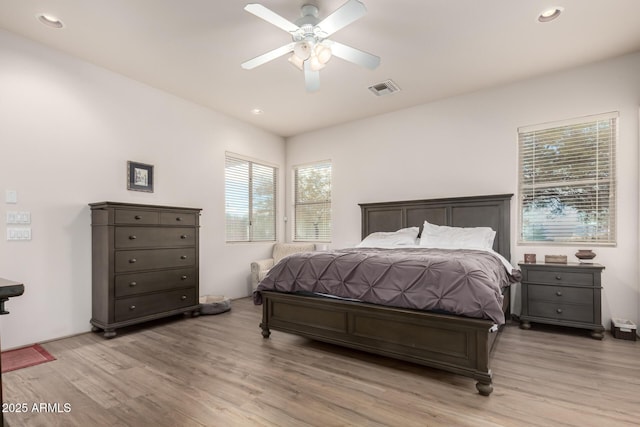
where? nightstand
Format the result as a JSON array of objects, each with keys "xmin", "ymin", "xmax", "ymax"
[{"xmin": 519, "ymin": 262, "xmax": 605, "ymax": 340}]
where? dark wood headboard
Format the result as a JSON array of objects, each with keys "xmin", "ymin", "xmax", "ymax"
[{"xmin": 359, "ymin": 194, "xmax": 513, "ymax": 261}]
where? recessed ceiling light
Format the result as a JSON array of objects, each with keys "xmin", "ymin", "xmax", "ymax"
[
  {"xmin": 538, "ymin": 7, "xmax": 563, "ymax": 23},
  {"xmin": 37, "ymin": 13, "xmax": 64, "ymax": 29},
  {"xmin": 251, "ymin": 108, "xmax": 264, "ymax": 115}
]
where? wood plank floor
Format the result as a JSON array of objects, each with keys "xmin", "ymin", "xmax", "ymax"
[{"xmin": 3, "ymin": 297, "xmax": 639, "ymax": 426}]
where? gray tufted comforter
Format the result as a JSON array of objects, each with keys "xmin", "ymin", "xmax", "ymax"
[{"xmin": 253, "ymin": 247, "xmax": 520, "ymax": 325}]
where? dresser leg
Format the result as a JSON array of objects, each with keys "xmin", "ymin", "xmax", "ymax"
[
  {"xmin": 260, "ymin": 322, "xmax": 271, "ymax": 338},
  {"xmin": 590, "ymin": 329, "xmax": 604, "ymax": 340},
  {"xmin": 103, "ymin": 329, "xmax": 116, "ymax": 339},
  {"xmin": 476, "ymin": 381, "xmax": 493, "ymax": 396},
  {"xmin": 91, "ymin": 326, "xmax": 101, "ymax": 333},
  {"xmin": 520, "ymin": 320, "xmax": 531, "ymax": 330}
]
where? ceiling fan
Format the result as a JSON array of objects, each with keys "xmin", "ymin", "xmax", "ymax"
[{"xmin": 241, "ymin": 0, "xmax": 380, "ymax": 92}]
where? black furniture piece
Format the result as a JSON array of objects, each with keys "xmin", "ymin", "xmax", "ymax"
[
  {"xmin": 89, "ymin": 202, "xmax": 201, "ymax": 338},
  {"xmin": 0, "ymin": 277, "xmax": 25, "ymax": 427},
  {"xmin": 519, "ymin": 262, "xmax": 605, "ymax": 339},
  {"xmin": 260, "ymin": 194, "xmax": 513, "ymax": 396}
]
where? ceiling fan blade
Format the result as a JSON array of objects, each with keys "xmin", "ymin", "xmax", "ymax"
[
  {"xmin": 303, "ymin": 60, "xmax": 320, "ymax": 92},
  {"xmin": 328, "ymin": 41, "xmax": 380, "ymax": 69},
  {"xmin": 316, "ymin": 0, "xmax": 367, "ymax": 37},
  {"xmin": 244, "ymin": 4, "xmax": 300, "ymax": 34},
  {"xmin": 241, "ymin": 42, "xmax": 295, "ymax": 69}
]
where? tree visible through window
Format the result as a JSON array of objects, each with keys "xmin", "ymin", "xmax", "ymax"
[
  {"xmin": 518, "ymin": 112, "xmax": 617, "ymax": 245},
  {"xmin": 294, "ymin": 161, "xmax": 331, "ymax": 242},
  {"xmin": 225, "ymin": 154, "xmax": 277, "ymax": 242}
]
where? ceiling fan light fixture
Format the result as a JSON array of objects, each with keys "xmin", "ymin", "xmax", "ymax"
[
  {"xmin": 314, "ymin": 43, "xmax": 332, "ymax": 65},
  {"xmin": 293, "ymin": 41, "xmax": 311, "ymax": 60},
  {"xmin": 288, "ymin": 53, "xmax": 304, "ymax": 70}
]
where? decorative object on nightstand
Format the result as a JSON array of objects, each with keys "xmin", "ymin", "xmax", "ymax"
[
  {"xmin": 89, "ymin": 202, "xmax": 202, "ymax": 338},
  {"xmin": 575, "ymin": 249, "xmax": 596, "ymax": 262},
  {"xmin": 524, "ymin": 253, "xmax": 536, "ymax": 263},
  {"xmin": 544, "ymin": 255, "xmax": 567, "ymax": 264},
  {"xmin": 518, "ymin": 262, "xmax": 605, "ymax": 340}
]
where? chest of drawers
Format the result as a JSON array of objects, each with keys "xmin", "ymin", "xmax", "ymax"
[
  {"xmin": 90, "ymin": 202, "xmax": 201, "ymax": 338},
  {"xmin": 518, "ymin": 262, "xmax": 605, "ymax": 339}
]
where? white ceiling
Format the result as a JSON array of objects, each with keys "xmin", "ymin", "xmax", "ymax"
[{"xmin": 1, "ymin": 0, "xmax": 640, "ymax": 137}]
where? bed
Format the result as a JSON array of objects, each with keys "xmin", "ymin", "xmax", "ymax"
[{"xmin": 255, "ymin": 194, "xmax": 515, "ymax": 395}]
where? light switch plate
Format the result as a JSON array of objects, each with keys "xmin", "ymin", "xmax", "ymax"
[
  {"xmin": 5, "ymin": 190, "xmax": 17, "ymax": 204},
  {"xmin": 6, "ymin": 227, "xmax": 31, "ymax": 240}
]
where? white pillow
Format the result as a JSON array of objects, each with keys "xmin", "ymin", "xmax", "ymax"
[
  {"xmin": 357, "ymin": 227, "xmax": 419, "ymax": 248},
  {"xmin": 419, "ymin": 221, "xmax": 496, "ymax": 250}
]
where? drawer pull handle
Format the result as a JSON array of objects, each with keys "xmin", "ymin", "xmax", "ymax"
[
  {"xmin": 134, "ymin": 215, "xmax": 142, "ymax": 220},
  {"xmin": 555, "ymin": 275, "xmax": 562, "ymax": 280},
  {"xmin": 556, "ymin": 291, "xmax": 563, "ymax": 296},
  {"xmin": 130, "ymin": 305, "xmax": 136, "ymax": 310},
  {"xmin": 176, "ymin": 217, "xmax": 183, "ymax": 222},
  {"xmin": 181, "ymin": 295, "xmax": 187, "ymax": 300},
  {"xmin": 129, "ymin": 281, "xmax": 137, "ymax": 287},
  {"xmin": 129, "ymin": 235, "xmax": 137, "ymax": 240},
  {"xmin": 180, "ymin": 234, "xmax": 188, "ymax": 239},
  {"xmin": 180, "ymin": 255, "xmax": 187, "ymax": 260},
  {"xmin": 129, "ymin": 258, "xmax": 137, "ymax": 263},
  {"xmin": 181, "ymin": 275, "xmax": 188, "ymax": 280},
  {"xmin": 556, "ymin": 308, "xmax": 563, "ymax": 314}
]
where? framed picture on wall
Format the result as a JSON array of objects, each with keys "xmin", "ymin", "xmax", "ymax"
[{"xmin": 127, "ymin": 161, "xmax": 154, "ymax": 193}]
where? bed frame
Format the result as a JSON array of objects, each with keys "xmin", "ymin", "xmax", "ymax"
[{"xmin": 259, "ymin": 194, "xmax": 513, "ymax": 395}]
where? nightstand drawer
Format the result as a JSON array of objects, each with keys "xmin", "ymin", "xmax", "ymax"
[
  {"xmin": 527, "ymin": 284, "xmax": 593, "ymax": 305},
  {"xmin": 528, "ymin": 270, "xmax": 594, "ymax": 286},
  {"xmin": 528, "ymin": 301, "xmax": 594, "ymax": 323},
  {"xmin": 115, "ymin": 227, "xmax": 196, "ymax": 249}
]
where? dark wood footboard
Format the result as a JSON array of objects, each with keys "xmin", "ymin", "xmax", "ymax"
[{"xmin": 260, "ymin": 290, "xmax": 499, "ymax": 395}]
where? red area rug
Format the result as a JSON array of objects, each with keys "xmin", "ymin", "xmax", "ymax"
[{"xmin": 1, "ymin": 344, "xmax": 56, "ymax": 373}]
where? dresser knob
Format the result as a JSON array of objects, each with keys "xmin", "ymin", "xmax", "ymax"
[
  {"xmin": 129, "ymin": 281, "xmax": 137, "ymax": 287},
  {"xmin": 181, "ymin": 275, "xmax": 188, "ymax": 280},
  {"xmin": 556, "ymin": 291, "xmax": 563, "ymax": 296},
  {"xmin": 556, "ymin": 308, "xmax": 563, "ymax": 314},
  {"xmin": 176, "ymin": 217, "xmax": 183, "ymax": 222},
  {"xmin": 555, "ymin": 275, "xmax": 562, "ymax": 280},
  {"xmin": 130, "ymin": 305, "xmax": 136, "ymax": 310},
  {"xmin": 180, "ymin": 255, "xmax": 187, "ymax": 260},
  {"xmin": 129, "ymin": 258, "xmax": 137, "ymax": 263},
  {"xmin": 129, "ymin": 235, "xmax": 137, "ymax": 240},
  {"xmin": 181, "ymin": 295, "xmax": 187, "ymax": 300},
  {"xmin": 180, "ymin": 234, "xmax": 188, "ymax": 239},
  {"xmin": 134, "ymin": 215, "xmax": 142, "ymax": 220}
]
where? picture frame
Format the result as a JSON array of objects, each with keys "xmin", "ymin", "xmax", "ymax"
[{"xmin": 127, "ymin": 161, "xmax": 154, "ymax": 193}]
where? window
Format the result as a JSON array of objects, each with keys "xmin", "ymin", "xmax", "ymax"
[
  {"xmin": 294, "ymin": 160, "xmax": 332, "ymax": 242},
  {"xmin": 518, "ymin": 112, "xmax": 617, "ymax": 245},
  {"xmin": 225, "ymin": 154, "xmax": 277, "ymax": 242}
]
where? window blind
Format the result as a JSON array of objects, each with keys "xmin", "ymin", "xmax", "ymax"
[
  {"xmin": 294, "ymin": 161, "xmax": 332, "ymax": 242},
  {"xmin": 225, "ymin": 154, "xmax": 276, "ymax": 242},
  {"xmin": 518, "ymin": 112, "xmax": 617, "ymax": 245}
]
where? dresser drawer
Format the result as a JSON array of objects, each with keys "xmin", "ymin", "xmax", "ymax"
[
  {"xmin": 115, "ymin": 209, "xmax": 159, "ymax": 225},
  {"xmin": 527, "ymin": 270, "xmax": 594, "ymax": 286},
  {"xmin": 159, "ymin": 212, "xmax": 197, "ymax": 226},
  {"xmin": 115, "ymin": 248, "xmax": 196, "ymax": 272},
  {"xmin": 115, "ymin": 227, "xmax": 196, "ymax": 249},
  {"xmin": 115, "ymin": 268, "xmax": 196, "ymax": 297},
  {"xmin": 528, "ymin": 301, "xmax": 594, "ymax": 323},
  {"xmin": 114, "ymin": 287, "xmax": 197, "ymax": 322},
  {"xmin": 527, "ymin": 284, "xmax": 593, "ymax": 305}
]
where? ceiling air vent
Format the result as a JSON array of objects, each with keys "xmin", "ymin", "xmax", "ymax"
[{"xmin": 368, "ymin": 79, "xmax": 400, "ymax": 96}]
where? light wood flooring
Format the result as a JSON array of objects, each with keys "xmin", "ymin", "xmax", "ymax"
[{"xmin": 3, "ymin": 297, "xmax": 639, "ymax": 426}]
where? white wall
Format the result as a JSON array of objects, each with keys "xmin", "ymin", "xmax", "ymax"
[
  {"xmin": 286, "ymin": 52, "xmax": 640, "ymax": 330},
  {"xmin": 0, "ymin": 30, "xmax": 285, "ymax": 349}
]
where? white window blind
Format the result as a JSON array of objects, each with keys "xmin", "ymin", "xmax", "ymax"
[
  {"xmin": 294, "ymin": 161, "xmax": 332, "ymax": 242},
  {"xmin": 518, "ymin": 112, "xmax": 617, "ymax": 245},
  {"xmin": 225, "ymin": 154, "xmax": 277, "ymax": 242}
]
